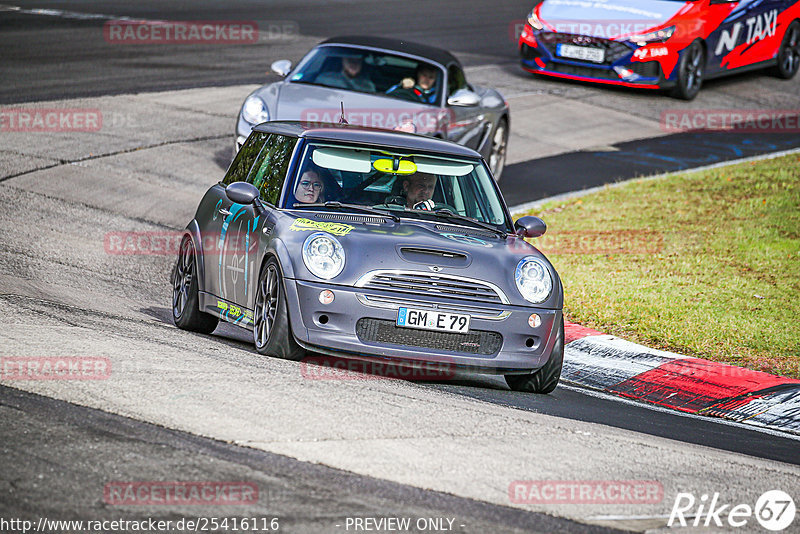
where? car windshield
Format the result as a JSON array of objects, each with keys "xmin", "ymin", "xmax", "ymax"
[
  {"xmin": 284, "ymin": 142, "xmax": 510, "ymax": 230},
  {"xmin": 289, "ymin": 45, "xmax": 443, "ymax": 106}
]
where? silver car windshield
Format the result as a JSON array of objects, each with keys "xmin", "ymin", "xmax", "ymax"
[
  {"xmin": 289, "ymin": 45, "xmax": 443, "ymax": 106},
  {"xmin": 285, "ymin": 142, "xmax": 509, "ymax": 229}
]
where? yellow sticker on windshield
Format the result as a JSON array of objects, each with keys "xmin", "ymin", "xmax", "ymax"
[
  {"xmin": 290, "ymin": 218, "xmax": 354, "ymax": 236},
  {"xmin": 373, "ymin": 158, "xmax": 417, "ymax": 175}
]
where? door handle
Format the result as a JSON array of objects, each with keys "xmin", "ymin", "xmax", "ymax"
[{"xmin": 219, "ymin": 207, "xmax": 231, "ymax": 216}]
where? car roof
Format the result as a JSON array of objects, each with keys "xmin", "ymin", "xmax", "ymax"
[
  {"xmin": 319, "ymin": 35, "xmax": 460, "ymax": 67},
  {"xmin": 254, "ymin": 121, "xmax": 482, "ymax": 158}
]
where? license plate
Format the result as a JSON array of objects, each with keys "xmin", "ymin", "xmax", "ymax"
[
  {"xmin": 396, "ymin": 307, "xmax": 470, "ymax": 333},
  {"xmin": 557, "ymin": 43, "xmax": 605, "ymax": 63}
]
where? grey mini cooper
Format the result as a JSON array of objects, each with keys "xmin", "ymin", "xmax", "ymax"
[{"xmin": 173, "ymin": 121, "xmax": 564, "ymax": 393}]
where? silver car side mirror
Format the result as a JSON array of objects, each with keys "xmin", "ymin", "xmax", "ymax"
[
  {"xmin": 447, "ymin": 89, "xmax": 480, "ymax": 107},
  {"xmin": 271, "ymin": 59, "xmax": 293, "ymax": 77}
]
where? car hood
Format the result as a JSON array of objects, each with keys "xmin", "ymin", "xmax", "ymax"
[
  {"xmin": 275, "ymin": 212, "xmax": 562, "ymax": 309},
  {"xmin": 538, "ymin": 0, "xmax": 687, "ymax": 38},
  {"xmin": 272, "ymin": 82, "xmax": 440, "ymax": 130}
]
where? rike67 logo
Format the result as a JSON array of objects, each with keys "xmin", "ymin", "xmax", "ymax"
[{"xmin": 669, "ymin": 490, "xmax": 795, "ymax": 531}]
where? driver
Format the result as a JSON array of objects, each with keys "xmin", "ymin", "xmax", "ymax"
[
  {"xmin": 315, "ymin": 54, "xmax": 376, "ymax": 93},
  {"xmin": 403, "ymin": 173, "xmax": 437, "ymax": 210},
  {"xmin": 386, "ymin": 64, "xmax": 438, "ymax": 104}
]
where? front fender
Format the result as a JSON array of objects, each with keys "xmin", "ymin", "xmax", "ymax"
[{"xmin": 184, "ymin": 220, "xmax": 206, "ymax": 290}]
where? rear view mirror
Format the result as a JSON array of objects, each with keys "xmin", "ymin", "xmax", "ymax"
[
  {"xmin": 514, "ymin": 216, "xmax": 547, "ymax": 238},
  {"xmin": 271, "ymin": 59, "xmax": 292, "ymax": 77},
  {"xmin": 226, "ymin": 182, "xmax": 260, "ymax": 204}
]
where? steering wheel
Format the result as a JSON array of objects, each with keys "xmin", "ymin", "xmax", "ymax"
[{"xmin": 383, "ymin": 195, "xmax": 406, "ymax": 207}]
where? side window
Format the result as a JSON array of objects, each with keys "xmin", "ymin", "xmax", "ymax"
[
  {"xmin": 222, "ymin": 132, "xmax": 269, "ymax": 186},
  {"xmin": 447, "ymin": 64, "xmax": 467, "ymax": 96},
  {"xmin": 247, "ymin": 134, "xmax": 298, "ymax": 205}
]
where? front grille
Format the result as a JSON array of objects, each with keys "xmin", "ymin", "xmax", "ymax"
[
  {"xmin": 630, "ymin": 60, "xmax": 660, "ymax": 78},
  {"xmin": 355, "ymin": 270, "xmax": 507, "ymax": 304},
  {"xmin": 537, "ymin": 32, "xmax": 632, "ymax": 65},
  {"xmin": 550, "ymin": 62, "xmax": 620, "ymax": 80},
  {"xmin": 356, "ymin": 318, "xmax": 502, "ymax": 355}
]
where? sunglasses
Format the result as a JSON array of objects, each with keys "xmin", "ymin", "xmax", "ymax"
[{"xmin": 299, "ymin": 180, "xmax": 323, "ymax": 190}]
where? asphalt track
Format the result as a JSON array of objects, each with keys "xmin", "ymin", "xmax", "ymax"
[{"xmin": 2, "ymin": 2, "xmax": 800, "ymax": 533}]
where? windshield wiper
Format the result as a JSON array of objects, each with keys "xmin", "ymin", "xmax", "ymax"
[
  {"xmin": 431, "ymin": 208, "xmax": 507, "ymax": 238},
  {"xmin": 295, "ymin": 201, "xmax": 400, "ymax": 222}
]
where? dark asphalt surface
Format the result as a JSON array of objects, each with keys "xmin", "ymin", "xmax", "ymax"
[
  {"xmin": 0, "ymin": 385, "xmax": 620, "ymax": 534},
  {"xmin": 0, "ymin": 0, "xmax": 533, "ymax": 104},
  {"xmin": 502, "ymin": 131, "xmax": 800, "ymax": 205}
]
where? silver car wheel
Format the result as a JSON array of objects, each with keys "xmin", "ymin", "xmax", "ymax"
[
  {"xmin": 172, "ymin": 239, "xmax": 193, "ymax": 318},
  {"xmin": 489, "ymin": 121, "xmax": 508, "ymax": 181},
  {"xmin": 254, "ymin": 264, "xmax": 279, "ymax": 349}
]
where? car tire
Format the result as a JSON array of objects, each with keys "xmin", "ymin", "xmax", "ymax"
[
  {"xmin": 504, "ymin": 316, "xmax": 564, "ymax": 394},
  {"xmin": 770, "ymin": 21, "xmax": 800, "ymax": 80},
  {"xmin": 172, "ymin": 236, "xmax": 219, "ymax": 334},
  {"xmin": 671, "ymin": 40, "xmax": 705, "ymax": 101},
  {"xmin": 253, "ymin": 258, "xmax": 305, "ymax": 361},
  {"xmin": 488, "ymin": 118, "xmax": 508, "ymax": 182}
]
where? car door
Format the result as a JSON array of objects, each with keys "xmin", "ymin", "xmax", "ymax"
[
  {"xmin": 225, "ymin": 133, "xmax": 298, "ymax": 315},
  {"xmin": 201, "ymin": 131, "xmax": 269, "ymax": 305},
  {"xmin": 444, "ymin": 63, "xmax": 488, "ymax": 151},
  {"xmin": 707, "ymin": 0, "xmax": 782, "ymax": 72}
]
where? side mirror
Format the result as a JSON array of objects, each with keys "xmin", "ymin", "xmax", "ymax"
[
  {"xmin": 447, "ymin": 89, "xmax": 480, "ymax": 107},
  {"xmin": 514, "ymin": 216, "xmax": 547, "ymax": 238},
  {"xmin": 271, "ymin": 59, "xmax": 292, "ymax": 77},
  {"xmin": 226, "ymin": 182, "xmax": 260, "ymax": 205}
]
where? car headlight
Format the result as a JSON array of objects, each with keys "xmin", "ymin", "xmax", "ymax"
[
  {"xmin": 242, "ymin": 95, "xmax": 270, "ymax": 124},
  {"xmin": 527, "ymin": 10, "xmax": 544, "ymax": 30},
  {"xmin": 302, "ymin": 232, "xmax": 345, "ymax": 280},
  {"xmin": 627, "ymin": 25, "xmax": 675, "ymax": 45},
  {"xmin": 515, "ymin": 257, "xmax": 552, "ymax": 304}
]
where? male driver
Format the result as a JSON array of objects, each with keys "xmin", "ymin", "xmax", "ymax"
[
  {"xmin": 316, "ymin": 55, "xmax": 376, "ymax": 93},
  {"xmin": 403, "ymin": 174, "xmax": 437, "ymax": 210}
]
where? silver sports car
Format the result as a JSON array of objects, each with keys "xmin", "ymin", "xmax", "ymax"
[{"xmin": 236, "ymin": 36, "xmax": 510, "ymax": 180}]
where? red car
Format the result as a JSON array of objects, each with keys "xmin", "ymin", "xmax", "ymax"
[{"xmin": 519, "ymin": 0, "xmax": 800, "ymax": 99}]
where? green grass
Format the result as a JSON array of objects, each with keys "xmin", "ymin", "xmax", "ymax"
[{"xmin": 521, "ymin": 154, "xmax": 800, "ymax": 379}]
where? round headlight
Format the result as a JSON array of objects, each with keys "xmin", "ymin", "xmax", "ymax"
[
  {"xmin": 302, "ymin": 232, "xmax": 345, "ymax": 280},
  {"xmin": 242, "ymin": 95, "xmax": 270, "ymax": 124},
  {"xmin": 515, "ymin": 257, "xmax": 552, "ymax": 304}
]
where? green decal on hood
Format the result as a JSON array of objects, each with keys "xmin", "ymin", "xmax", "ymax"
[{"xmin": 290, "ymin": 218, "xmax": 354, "ymax": 236}]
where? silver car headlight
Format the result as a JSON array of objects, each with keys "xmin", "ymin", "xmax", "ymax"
[
  {"xmin": 242, "ymin": 95, "xmax": 270, "ymax": 124},
  {"xmin": 527, "ymin": 10, "xmax": 544, "ymax": 30},
  {"xmin": 628, "ymin": 25, "xmax": 675, "ymax": 45},
  {"xmin": 515, "ymin": 257, "xmax": 552, "ymax": 304},
  {"xmin": 302, "ymin": 232, "xmax": 345, "ymax": 280}
]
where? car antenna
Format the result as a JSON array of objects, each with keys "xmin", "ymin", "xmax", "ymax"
[{"xmin": 339, "ymin": 102, "xmax": 348, "ymax": 125}]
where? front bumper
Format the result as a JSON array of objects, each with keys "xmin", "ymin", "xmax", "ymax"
[
  {"xmin": 518, "ymin": 25, "xmax": 670, "ymax": 89},
  {"xmin": 283, "ymin": 277, "xmax": 562, "ymax": 374}
]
